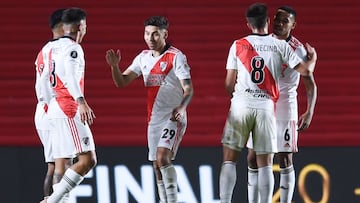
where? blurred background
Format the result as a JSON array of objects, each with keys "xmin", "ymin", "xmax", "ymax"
[{"xmin": 0, "ymin": 0, "xmax": 359, "ymax": 202}]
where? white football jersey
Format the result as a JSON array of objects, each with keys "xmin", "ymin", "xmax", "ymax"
[
  {"xmin": 47, "ymin": 36, "xmax": 85, "ymax": 118},
  {"xmin": 34, "ymin": 40, "xmax": 58, "ymax": 130},
  {"xmin": 35, "ymin": 40, "xmax": 57, "ymax": 105},
  {"xmin": 128, "ymin": 45, "xmax": 191, "ymax": 124},
  {"xmin": 226, "ymin": 34, "xmax": 302, "ymax": 111},
  {"xmin": 276, "ymin": 35, "xmax": 307, "ymax": 120}
]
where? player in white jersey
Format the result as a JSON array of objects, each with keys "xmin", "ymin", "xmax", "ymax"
[
  {"xmin": 219, "ymin": 3, "xmax": 317, "ymax": 203},
  {"xmin": 41, "ymin": 8, "xmax": 97, "ymax": 203},
  {"xmin": 35, "ymin": 8, "xmax": 71, "ymax": 201},
  {"xmin": 246, "ymin": 6, "xmax": 317, "ymax": 203},
  {"xmin": 105, "ymin": 16, "xmax": 194, "ymax": 203}
]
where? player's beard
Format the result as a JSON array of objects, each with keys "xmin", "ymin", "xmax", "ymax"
[{"xmin": 273, "ymin": 26, "xmax": 285, "ymax": 37}]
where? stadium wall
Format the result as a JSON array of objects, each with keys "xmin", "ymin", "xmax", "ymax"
[
  {"xmin": 0, "ymin": 0, "xmax": 359, "ymax": 147},
  {"xmin": 1, "ymin": 0, "xmax": 360, "ymax": 202}
]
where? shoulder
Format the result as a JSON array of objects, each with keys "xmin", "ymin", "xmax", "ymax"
[
  {"xmin": 165, "ymin": 46, "xmax": 184, "ymax": 57},
  {"xmin": 60, "ymin": 39, "xmax": 83, "ymax": 57},
  {"xmin": 288, "ymin": 35, "xmax": 304, "ymax": 49},
  {"xmin": 164, "ymin": 46, "xmax": 186, "ymax": 60},
  {"xmin": 138, "ymin": 49, "xmax": 151, "ymax": 56},
  {"xmin": 168, "ymin": 46, "xmax": 181, "ymax": 53}
]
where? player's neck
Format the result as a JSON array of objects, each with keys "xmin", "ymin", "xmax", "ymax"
[
  {"xmin": 152, "ymin": 43, "xmax": 169, "ymax": 57},
  {"xmin": 274, "ymin": 33, "xmax": 290, "ymax": 40},
  {"xmin": 252, "ymin": 27, "xmax": 268, "ymax": 35}
]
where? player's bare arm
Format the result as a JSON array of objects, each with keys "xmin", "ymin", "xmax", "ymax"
[
  {"xmin": 77, "ymin": 96, "xmax": 96, "ymax": 125},
  {"xmin": 105, "ymin": 49, "xmax": 137, "ymax": 87},
  {"xmin": 298, "ymin": 73, "xmax": 317, "ymax": 131},
  {"xmin": 224, "ymin": 69, "xmax": 237, "ymax": 97},
  {"xmin": 171, "ymin": 79, "xmax": 193, "ymax": 121}
]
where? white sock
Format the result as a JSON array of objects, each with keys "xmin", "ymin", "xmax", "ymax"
[
  {"xmin": 59, "ymin": 192, "xmax": 70, "ymax": 203},
  {"xmin": 248, "ymin": 167, "xmax": 260, "ymax": 203},
  {"xmin": 46, "ymin": 169, "xmax": 84, "ymax": 203},
  {"xmin": 258, "ymin": 166, "xmax": 274, "ymax": 203},
  {"xmin": 160, "ymin": 165, "xmax": 177, "ymax": 203},
  {"xmin": 280, "ymin": 165, "xmax": 295, "ymax": 203},
  {"xmin": 219, "ymin": 161, "xmax": 236, "ymax": 203},
  {"xmin": 157, "ymin": 180, "xmax": 167, "ymax": 203}
]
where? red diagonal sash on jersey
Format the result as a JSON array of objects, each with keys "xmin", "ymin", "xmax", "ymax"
[
  {"xmin": 50, "ymin": 49, "xmax": 78, "ymax": 118},
  {"xmin": 146, "ymin": 52, "xmax": 175, "ymax": 122},
  {"xmin": 236, "ymin": 39, "xmax": 279, "ymax": 103}
]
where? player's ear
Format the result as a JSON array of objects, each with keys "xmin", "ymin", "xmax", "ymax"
[
  {"xmin": 76, "ymin": 24, "xmax": 81, "ymax": 31},
  {"xmin": 163, "ymin": 29, "xmax": 168, "ymax": 39}
]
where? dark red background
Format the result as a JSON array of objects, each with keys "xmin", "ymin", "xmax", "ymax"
[{"xmin": 1, "ymin": 0, "xmax": 359, "ymax": 146}]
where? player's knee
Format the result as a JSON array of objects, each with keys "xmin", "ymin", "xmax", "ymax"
[
  {"xmin": 276, "ymin": 152, "xmax": 292, "ymax": 168},
  {"xmin": 77, "ymin": 151, "xmax": 97, "ymax": 172},
  {"xmin": 156, "ymin": 148, "xmax": 172, "ymax": 167},
  {"xmin": 88, "ymin": 157, "xmax": 97, "ymax": 169},
  {"xmin": 247, "ymin": 150, "xmax": 257, "ymax": 168},
  {"xmin": 88, "ymin": 153, "xmax": 97, "ymax": 169}
]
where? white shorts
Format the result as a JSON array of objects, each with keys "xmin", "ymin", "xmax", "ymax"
[
  {"xmin": 35, "ymin": 103, "xmax": 54, "ymax": 163},
  {"xmin": 147, "ymin": 118, "xmax": 187, "ymax": 161},
  {"xmin": 247, "ymin": 119, "xmax": 298, "ymax": 153},
  {"xmin": 276, "ymin": 119, "xmax": 298, "ymax": 152},
  {"xmin": 48, "ymin": 101, "xmax": 95, "ymax": 159},
  {"xmin": 222, "ymin": 105, "xmax": 277, "ymax": 154}
]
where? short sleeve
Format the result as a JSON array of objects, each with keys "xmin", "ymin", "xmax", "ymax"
[
  {"xmin": 173, "ymin": 52, "xmax": 191, "ymax": 80},
  {"xmin": 127, "ymin": 54, "xmax": 142, "ymax": 76},
  {"xmin": 226, "ymin": 41, "xmax": 237, "ymax": 70},
  {"xmin": 282, "ymin": 42, "xmax": 302, "ymax": 69}
]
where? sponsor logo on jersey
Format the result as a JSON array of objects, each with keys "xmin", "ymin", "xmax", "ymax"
[
  {"xmin": 144, "ymin": 74, "xmax": 167, "ymax": 86},
  {"xmin": 70, "ymin": 50, "xmax": 78, "ymax": 58}
]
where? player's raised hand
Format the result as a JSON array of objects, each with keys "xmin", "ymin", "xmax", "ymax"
[{"xmin": 105, "ymin": 49, "xmax": 121, "ymax": 67}]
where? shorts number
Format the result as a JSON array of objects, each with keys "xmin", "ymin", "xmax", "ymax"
[
  {"xmin": 251, "ymin": 56, "xmax": 265, "ymax": 84},
  {"xmin": 284, "ymin": 129, "xmax": 290, "ymax": 141},
  {"xmin": 162, "ymin": 128, "xmax": 176, "ymax": 139}
]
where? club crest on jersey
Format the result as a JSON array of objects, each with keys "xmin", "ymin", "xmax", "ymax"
[
  {"xmin": 160, "ymin": 62, "xmax": 167, "ymax": 72},
  {"xmin": 82, "ymin": 137, "xmax": 90, "ymax": 146},
  {"xmin": 70, "ymin": 51, "xmax": 78, "ymax": 58}
]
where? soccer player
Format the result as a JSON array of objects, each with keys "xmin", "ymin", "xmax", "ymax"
[
  {"xmin": 105, "ymin": 16, "xmax": 194, "ymax": 203},
  {"xmin": 40, "ymin": 7, "xmax": 97, "ymax": 203},
  {"xmin": 34, "ymin": 8, "xmax": 72, "ymax": 201},
  {"xmin": 219, "ymin": 3, "xmax": 317, "ymax": 203},
  {"xmin": 246, "ymin": 6, "xmax": 318, "ymax": 203}
]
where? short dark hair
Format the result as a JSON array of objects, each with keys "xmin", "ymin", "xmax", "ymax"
[
  {"xmin": 246, "ymin": 3, "xmax": 268, "ymax": 29},
  {"xmin": 61, "ymin": 7, "xmax": 87, "ymax": 25},
  {"xmin": 278, "ymin": 6, "xmax": 297, "ymax": 18},
  {"xmin": 49, "ymin": 8, "xmax": 66, "ymax": 29},
  {"xmin": 144, "ymin": 16, "xmax": 169, "ymax": 30}
]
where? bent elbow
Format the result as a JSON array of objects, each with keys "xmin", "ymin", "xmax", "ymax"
[{"xmin": 300, "ymin": 69, "xmax": 311, "ymax": 77}]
